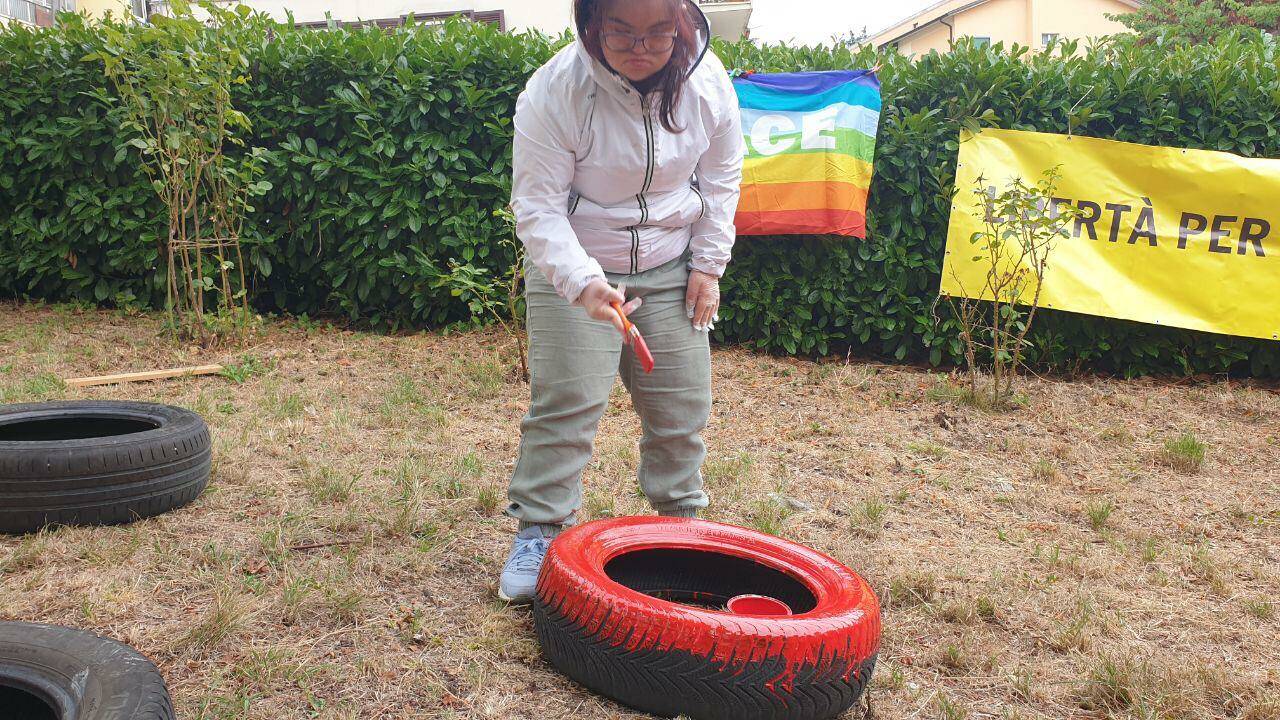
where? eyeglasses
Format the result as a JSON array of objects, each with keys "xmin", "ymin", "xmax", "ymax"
[{"xmin": 601, "ymin": 31, "xmax": 678, "ymax": 53}]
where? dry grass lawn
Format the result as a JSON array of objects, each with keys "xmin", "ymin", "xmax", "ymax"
[{"xmin": 1, "ymin": 301, "xmax": 1278, "ymax": 720}]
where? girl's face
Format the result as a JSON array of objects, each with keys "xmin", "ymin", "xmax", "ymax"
[{"xmin": 598, "ymin": 0, "xmax": 678, "ymax": 84}]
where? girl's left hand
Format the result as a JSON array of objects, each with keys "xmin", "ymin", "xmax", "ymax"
[{"xmin": 685, "ymin": 270, "xmax": 720, "ymax": 332}]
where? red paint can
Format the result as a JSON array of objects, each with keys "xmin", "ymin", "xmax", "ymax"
[{"xmin": 726, "ymin": 594, "xmax": 793, "ymax": 616}]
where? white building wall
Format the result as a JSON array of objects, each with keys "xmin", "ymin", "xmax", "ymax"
[
  {"xmin": 221, "ymin": 0, "xmax": 573, "ymax": 32},
  {"xmin": 193, "ymin": 0, "xmax": 745, "ymax": 38},
  {"xmin": 498, "ymin": 0, "xmax": 571, "ymax": 34}
]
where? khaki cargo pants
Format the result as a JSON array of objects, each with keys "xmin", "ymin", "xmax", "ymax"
[{"xmin": 505, "ymin": 253, "xmax": 711, "ymax": 531}]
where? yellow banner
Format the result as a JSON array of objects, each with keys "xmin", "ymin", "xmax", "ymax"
[{"xmin": 941, "ymin": 129, "xmax": 1280, "ymax": 341}]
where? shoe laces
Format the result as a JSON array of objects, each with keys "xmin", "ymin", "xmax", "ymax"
[{"xmin": 507, "ymin": 536, "xmax": 549, "ymax": 573}]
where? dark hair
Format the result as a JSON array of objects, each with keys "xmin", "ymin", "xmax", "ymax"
[{"xmin": 574, "ymin": 0, "xmax": 698, "ymax": 133}]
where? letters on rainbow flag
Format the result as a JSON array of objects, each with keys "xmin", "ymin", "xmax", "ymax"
[{"xmin": 731, "ymin": 70, "xmax": 881, "ymax": 237}]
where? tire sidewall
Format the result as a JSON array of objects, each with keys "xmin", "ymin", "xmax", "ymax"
[{"xmin": 0, "ymin": 622, "xmax": 172, "ymax": 720}]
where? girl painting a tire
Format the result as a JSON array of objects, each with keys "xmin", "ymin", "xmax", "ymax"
[{"xmin": 500, "ymin": 0, "xmax": 744, "ymax": 602}]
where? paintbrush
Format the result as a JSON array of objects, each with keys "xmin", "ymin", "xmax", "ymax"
[{"xmin": 610, "ymin": 301, "xmax": 655, "ymax": 374}]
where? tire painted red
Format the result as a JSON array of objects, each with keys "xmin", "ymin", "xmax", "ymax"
[{"xmin": 532, "ymin": 517, "xmax": 880, "ymax": 720}]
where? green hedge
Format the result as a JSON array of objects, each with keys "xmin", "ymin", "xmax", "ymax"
[{"xmin": 1, "ymin": 15, "xmax": 1277, "ymax": 376}]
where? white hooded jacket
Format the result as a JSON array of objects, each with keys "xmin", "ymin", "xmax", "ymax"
[{"xmin": 510, "ymin": 1, "xmax": 745, "ymax": 304}]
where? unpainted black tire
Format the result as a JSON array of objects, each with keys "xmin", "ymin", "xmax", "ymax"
[
  {"xmin": 0, "ymin": 621, "xmax": 174, "ymax": 720},
  {"xmin": 0, "ymin": 401, "xmax": 211, "ymax": 534}
]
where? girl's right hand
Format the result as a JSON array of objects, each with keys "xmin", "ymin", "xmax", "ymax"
[
  {"xmin": 579, "ymin": 279, "xmax": 628, "ymax": 335},
  {"xmin": 579, "ymin": 279, "xmax": 642, "ymax": 337}
]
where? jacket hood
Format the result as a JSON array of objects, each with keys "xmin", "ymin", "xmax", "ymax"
[
  {"xmin": 575, "ymin": 0, "xmax": 713, "ymax": 103},
  {"xmin": 686, "ymin": 0, "xmax": 712, "ymax": 76}
]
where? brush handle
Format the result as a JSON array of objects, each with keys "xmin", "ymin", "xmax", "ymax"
[
  {"xmin": 609, "ymin": 301, "xmax": 634, "ymax": 332},
  {"xmin": 610, "ymin": 301, "xmax": 654, "ymax": 373}
]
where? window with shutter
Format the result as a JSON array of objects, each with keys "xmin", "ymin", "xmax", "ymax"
[
  {"xmin": 473, "ymin": 10, "xmax": 505, "ymax": 30},
  {"xmin": 416, "ymin": 10, "xmax": 474, "ymax": 27},
  {"xmin": 294, "ymin": 8, "xmax": 504, "ymax": 32}
]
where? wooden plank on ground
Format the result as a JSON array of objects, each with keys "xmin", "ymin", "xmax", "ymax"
[{"xmin": 64, "ymin": 364, "xmax": 224, "ymax": 388}]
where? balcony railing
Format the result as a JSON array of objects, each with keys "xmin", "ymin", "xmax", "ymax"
[
  {"xmin": 0, "ymin": 0, "xmax": 72, "ymax": 25},
  {"xmin": 0, "ymin": 0, "xmax": 38, "ymax": 24}
]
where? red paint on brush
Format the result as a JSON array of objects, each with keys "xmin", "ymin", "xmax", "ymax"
[
  {"xmin": 610, "ymin": 301, "xmax": 655, "ymax": 374},
  {"xmin": 535, "ymin": 517, "xmax": 881, "ymax": 695},
  {"xmin": 630, "ymin": 331, "xmax": 655, "ymax": 373}
]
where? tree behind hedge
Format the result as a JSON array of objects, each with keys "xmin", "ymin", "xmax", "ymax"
[{"xmin": 1110, "ymin": 0, "xmax": 1280, "ymax": 43}]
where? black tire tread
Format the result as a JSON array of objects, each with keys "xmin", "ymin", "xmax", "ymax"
[{"xmin": 534, "ymin": 588, "xmax": 875, "ymax": 720}]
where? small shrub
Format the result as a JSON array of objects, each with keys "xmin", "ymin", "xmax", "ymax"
[
  {"xmin": 906, "ymin": 440, "xmax": 948, "ymax": 460},
  {"xmin": 1079, "ymin": 655, "xmax": 1147, "ymax": 712},
  {"xmin": 1030, "ymin": 459, "xmax": 1058, "ymax": 481},
  {"xmin": 703, "ymin": 452, "xmax": 754, "ymax": 484},
  {"xmin": 936, "ymin": 693, "xmax": 968, "ymax": 720},
  {"xmin": 475, "ymin": 486, "xmax": 501, "ymax": 516},
  {"xmin": 975, "ymin": 596, "xmax": 998, "ymax": 621},
  {"xmin": 748, "ymin": 496, "xmax": 792, "ymax": 536},
  {"xmin": 887, "ymin": 572, "xmax": 937, "ymax": 608},
  {"xmin": 1085, "ymin": 499, "xmax": 1115, "ymax": 531},
  {"xmin": 1159, "ymin": 433, "xmax": 1207, "ymax": 472},
  {"xmin": 1243, "ymin": 599, "xmax": 1274, "ymax": 621},
  {"xmin": 859, "ymin": 495, "xmax": 887, "ymax": 524},
  {"xmin": 220, "ymin": 355, "xmax": 268, "ymax": 384},
  {"xmin": 947, "ymin": 169, "xmax": 1079, "ymax": 409}
]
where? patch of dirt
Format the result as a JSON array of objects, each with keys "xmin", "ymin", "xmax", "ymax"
[{"xmin": 1, "ymin": 302, "xmax": 1277, "ymax": 719}]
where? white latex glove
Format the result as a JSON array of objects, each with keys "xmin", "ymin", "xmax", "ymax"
[{"xmin": 685, "ymin": 270, "xmax": 720, "ymax": 332}]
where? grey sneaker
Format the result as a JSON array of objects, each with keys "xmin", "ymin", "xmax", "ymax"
[{"xmin": 498, "ymin": 526, "xmax": 552, "ymax": 603}]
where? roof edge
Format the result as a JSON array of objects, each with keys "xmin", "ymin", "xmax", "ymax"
[
  {"xmin": 869, "ymin": 0, "xmax": 1144, "ymax": 48},
  {"xmin": 869, "ymin": 0, "xmax": 991, "ymax": 48}
]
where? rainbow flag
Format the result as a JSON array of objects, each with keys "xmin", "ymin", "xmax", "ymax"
[{"xmin": 732, "ymin": 70, "xmax": 881, "ymax": 237}]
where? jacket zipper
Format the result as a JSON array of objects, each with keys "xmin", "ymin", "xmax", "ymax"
[
  {"xmin": 631, "ymin": 96, "xmax": 656, "ymax": 274},
  {"xmin": 691, "ymin": 183, "xmax": 707, "ymax": 222},
  {"xmin": 629, "ymin": 227, "xmax": 640, "ymax": 273}
]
